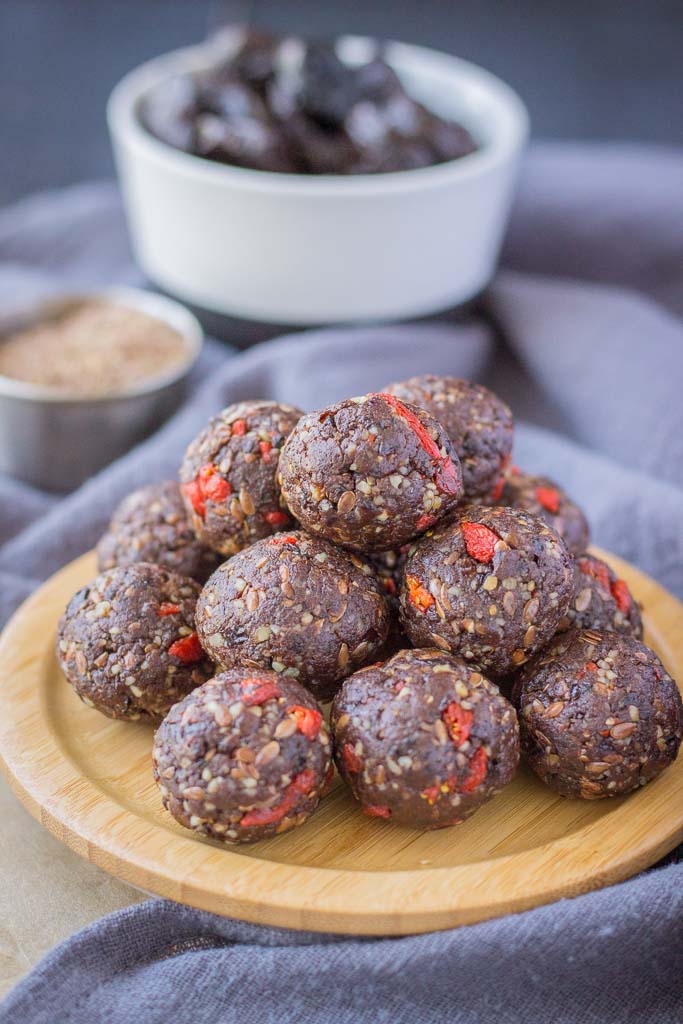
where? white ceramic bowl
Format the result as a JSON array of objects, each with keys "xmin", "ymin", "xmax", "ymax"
[{"xmin": 108, "ymin": 33, "xmax": 529, "ymax": 325}]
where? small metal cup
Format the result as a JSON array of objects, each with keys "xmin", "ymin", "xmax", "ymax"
[{"xmin": 0, "ymin": 287, "xmax": 203, "ymax": 492}]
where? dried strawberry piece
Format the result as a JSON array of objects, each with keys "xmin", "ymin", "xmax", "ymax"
[
  {"xmin": 610, "ymin": 579, "xmax": 632, "ymax": 614},
  {"xmin": 442, "ymin": 702, "xmax": 473, "ymax": 748},
  {"xmin": 289, "ymin": 769, "xmax": 316, "ymax": 794},
  {"xmin": 270, "ymin": 535, "xmax": 298, "ymax": 546},
  {"xmin": 231, "ymin": 419, "xmax": 247, "ymax": 436},
  {"xmin": 287, "ymin": 704, "xmax": 322, "ymax": 740},
  {"xmin": 241, "ymin": 678, "xmax": 282, "ymax": 706},
  {"xmin": 264, "ymin": 510, "xmax": 290, "ymax": 527},
  {"xmin": 373, "ymin": 393, "xmax": 460, "ymax": 497},
  {"xmin": 460, "ymin": 747, "xmax": 488, "ymax": 793},
  {"xmin": 157, "ymin": 602, "xmax": 180, "ymax": 617},
  {"xmin": 342, "ymin": 742, "xmax": 363, "ymax": 774},
  {"xmin": 259, "ymin": 440, "xmax": 273, "ymax": 462},
  {"xmin": 199, "ymin": 464, "xmax": 232, "ymax": 503},
  {"xmin": 578, "ymin": 661, "xmax": 599, "ymax": 678},
  {"xmin": 420, "ymin": 784, "xmax": 440, "ymax": 805},
  {"xmin": 579, "ymin": 557, "xmax": 611, "ymax": 594},
  {"xmin": 488, "ymin": 476, "xmax": 505, "ymax": 503},
  {"xmin": 182, "ymin": 479, "xmax": 206, "ymax": 519},
  {"xmin": 406, "ymin": 574, "xmax": 435, "ymax": 612},
  {"xmin": 363, "ymin": 804, "xmax": 391, "ymax": 819},
  {"xmin": 321, "ymin": 762, "xmax": 335, "ymax": 796},
  {"xmin": 168, "ymin": 632, "xmax": 203, "ymax": 663},
  {"xmin": 535, "ymin": 486, "xmax": 560, "ymax": 514},
  {"xmin": 433, "ymin": 458, "xmax": 461, "ymax": 497},
  {"xmin": 383, "ymin": 577, "xmax": 397, "ymax": 596},
  {"xmin": 240, "ymin": 768, "xmax": 315, "ymax": 828},
  {"xmin": 416, "ymin": 513, "xmax": 438, "ymax": 531},
  {"xmin": 375, "ymin": 393, "xmax": 442, "ymax": 459},
  {"xmin": 184, "ymin": 463, "xmax": 233, "ymax": 517},
  {"xmin": 461, "ymin": 521, "xmax": 498, "ymax": 563}
]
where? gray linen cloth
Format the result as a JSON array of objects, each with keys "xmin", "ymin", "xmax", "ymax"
[{"xmin": 0, "ymin": 143, "xmax": 682, "ymax": 1023}]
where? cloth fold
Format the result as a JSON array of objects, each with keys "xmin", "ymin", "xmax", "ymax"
[
  {"xmin": 2, "ymin": 870, "xmax": 681, "ymax": 1024},
  {"xmin": 0, "ymin": 143, "xmax": 681, "ymax": 1023}
]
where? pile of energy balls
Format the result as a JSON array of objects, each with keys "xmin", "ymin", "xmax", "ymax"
[{"xmin": 56, "ymin": 377, "xmax": 683, "ymax": 844}]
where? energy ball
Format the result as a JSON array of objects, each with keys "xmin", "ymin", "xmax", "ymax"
[
  {"xmin": 179, "ymin": 400, "xmax": 303, "ymax": 557},
  {"xmin": 56, "ymin": 563, "xmax": 212, "ymax": 722},
  {"xmin": 399, "ymin": 506, "xmax": 574, "ymax": 677},
  {"xmin": 96, "ymin": 480, "xmax": 222, "ymax": 584},
  {"xmin": 499, "ymin": 468, "xmax": 589, "ymax": 557},
  {"xmin": 196, "ymin": 531, "xmax": 390, "ymax": 701},
  {"xmin": 385, "ymin": 375, "xmax": 513, "ymax": 501},
  {"xmin": 278, "ymin": 393, "xmax": 463, "ymax": 553},
  {"xmin": 513, "ymin": 630, "xmax": 683, "ymax": 799},
  {"xmin": 153, "ymin": 670, "xmax": 332, "ymax": 843},
  {"xmin": 331, "ymin": 649, "xmax": 519, "ymax": 828},
  {"xmin": 558, "ymin": 554, "xmax": 643, "ymax": 638}
]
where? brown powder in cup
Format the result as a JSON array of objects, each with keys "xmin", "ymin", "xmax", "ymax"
[{"xmin": 0, "ymin": 299, "xmax": 190, "ymax": 397}]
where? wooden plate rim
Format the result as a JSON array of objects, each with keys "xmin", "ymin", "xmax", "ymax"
[{"xmin": 0, "ymin": 548, "xmax": 681, "ymax": 935}]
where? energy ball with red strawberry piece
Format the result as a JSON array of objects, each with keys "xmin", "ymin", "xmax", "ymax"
[
  {"xmin": 153, "ymin": 669, "xmax": 332, "ymax": 844},
  {"xmin": 558, "ymin": 554, "xmax": 643, "ymax": 638},
  {"xmin": 179, "ymin": 400, "xmax": 303, "ymax": 557},
  {"xmin": 499, "ymin": 469, "xmax": 589, "ymax": 557},
  {"xmin": 56, "ymin": 563, "xmax": 212, "ymax": 722},
  {"xmin": 399, "ymin": 506, "xmax": 574, "ymax": 677},
  {"xmin": 277, "ymin": 393, "xmax": 463, "ymax": 554},
  {"xmin": 384, "ymin": 375, "xmax": 513, "ymax": 502},
  {"xmin": 512, "ymin": 630, "xmax": 682, "ymax": 799},
  {"xmin": 195, "ymin": 531, "xmax": 390, "ymax": 701},
  {"xmin": 97, "ymin": 480, "xmax": 222, "ymax": 584},
  {"xmin": 331, "ymin": 648, "xmax": 519, "ymax": 828}
]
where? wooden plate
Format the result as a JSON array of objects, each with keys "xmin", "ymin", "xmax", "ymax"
[{"xmin": 0, "ymin": 548, "xmax": 681, "ymax": 936}]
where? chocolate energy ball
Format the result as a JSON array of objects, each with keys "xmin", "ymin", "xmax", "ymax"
[
  {"xmin": 97, "ymin": 480, "xmax": 222, "ymax": 584},
  {"xmin": 56, "ymin": 564, "xmax": 212, "ymax": 722},
  {"xmin": 179, "ymin": 400, "xmax": 303, "ymax": 557},
  {"xmin": 331, "ymin": 649, "xmax": 519, "ymax": 828},
  {"xmin": 399, "ymin": 506, "xmax": 574, "ymax": 677},
  {"xmin": 384, "ymin": 375, "xmax": 513, "ymax": 501},
  {"xmin": 153, "ymin": 670, "xmax": 332, "ymax": 843},
  {"xmin": 558, "ymin": 554, "xmax": 643, "ymax": 638},
  {"xmin": 499, "ymin": 469, "xmax": 590, "ymax": 557},
  {"xmin": 513, "ymin": 630, "xmax": 683, "ymax": 799},
  {"xmin": 278, "ymin": 393, "xmax": 463, "ymax": 553},
  {"xmin": 196, "ymin": 531, "xmax": 390, "ymax": 701}
]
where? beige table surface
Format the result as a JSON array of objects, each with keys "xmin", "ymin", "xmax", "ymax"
[{"xmin": 0, "ymin": 776, "xmax": 144, "ymax": 999}]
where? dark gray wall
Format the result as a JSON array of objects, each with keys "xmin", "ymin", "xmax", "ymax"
[{"xmin": 1, "ymin": 0, "xmax": 681, "ymax": 205}]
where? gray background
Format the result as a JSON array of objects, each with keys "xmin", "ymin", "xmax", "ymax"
[{"xmin": 1, "ymin": 0, "xmax": 682, "ymax": 206}]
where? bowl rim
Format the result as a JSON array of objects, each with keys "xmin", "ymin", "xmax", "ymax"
[
  {"xmin": 107, "ymin": 33, "xmax": 530, "ymax": 197},
  {"xmin": 0, "ymin": 286, "xmax": 204, "ymax": 405}
]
